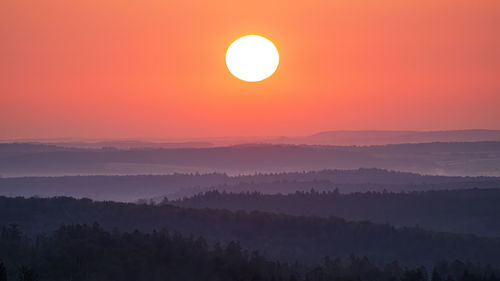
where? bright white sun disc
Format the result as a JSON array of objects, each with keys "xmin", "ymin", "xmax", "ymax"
[{"xmin": 226, "ymin": 35, "xmax": 279, "ymax": 82}]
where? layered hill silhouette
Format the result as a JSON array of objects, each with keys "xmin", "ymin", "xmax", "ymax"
[
  {"xmin": 172, "ymin": 188, "xmax": 500, "ymax": 237},
  {"xmin": 1, "ymin": 141, "xmax": 500, "ymax": 176},
  {"xmin": 1, "ymin": 168, "xmax": 499, "ymax": 202}
]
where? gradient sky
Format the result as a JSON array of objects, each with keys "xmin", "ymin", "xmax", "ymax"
[{"xmin": 1, "ymin": 0, "xmax": 499, "ymax": 139}]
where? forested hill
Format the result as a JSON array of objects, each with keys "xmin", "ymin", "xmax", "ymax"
[
  {"xmin": 173, "ymin": 188, "xmax": 500, "ymax": 237},
  {"xmin": 1, "ymin": 196, "xmax": 500, "ymax": 267},
  {"xmin": 1, "ymin": 168, "xmax": 499, "ymax": 202}
]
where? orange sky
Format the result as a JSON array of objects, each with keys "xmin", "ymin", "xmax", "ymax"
[{"xmin": 1, "ymin": 0, "xmax": 499, "ymax": 139}]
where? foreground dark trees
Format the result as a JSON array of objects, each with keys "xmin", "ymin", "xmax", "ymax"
[
  {"xmin": 0, "ymin": 224, "xmax": 498, "ymax": 281},
  {"xmin": 2, "ymin": 196, "xmax": 500, "ymax": 266},
  {"xmin": 0, "ymin": 261, "xmax": 7, "ymax": 281}
]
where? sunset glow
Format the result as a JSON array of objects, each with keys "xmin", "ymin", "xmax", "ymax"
[{"xmin": 1, "ymin": 0, "xmax": 499, "ymax": 139}]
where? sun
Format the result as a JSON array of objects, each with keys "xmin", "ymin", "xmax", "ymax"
[{"xmin": 226, "ymin": 35, "xmax": 279, "ymax": 82}]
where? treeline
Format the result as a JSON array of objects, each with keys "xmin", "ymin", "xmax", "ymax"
[
  {"xmin": 161, "ymin": 180, "xmax": 500, "ymax": 206},
  {"xmin": 172, "ymin": 188, "xmax": 500, "ymax": 237},
  {"xmin": 1, "ymin": 223, "xmax": 499, "ymax": 281},
  {"xmin": 2, "ymin": 196, "xmax": 500, "ymax": 266},
  {"xmin": 2, "ymin": 168, "xmax": 500, "ymax": 202}
]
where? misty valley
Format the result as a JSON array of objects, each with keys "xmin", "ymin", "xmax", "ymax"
[{"xmin": 0, "ymin": 139, "xmax": 500, "ymax": 281}]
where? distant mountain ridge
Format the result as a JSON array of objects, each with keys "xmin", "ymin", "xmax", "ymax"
[
  {"xmin": 4, "ymin": 130, "xmax": 500, "ymax": 148},
  {"xmin": 273, "ymin": 129, "xmax": 500, "ymax": 146}
]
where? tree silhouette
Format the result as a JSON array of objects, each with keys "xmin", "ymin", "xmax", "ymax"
[
  {"xmin": 18, "ymin": 266, "xmax": 36, "ymax": 281},
  {"xmin": 0, "ymin": 260, "xmax": 7, "ymax": 281},
  {"xmin": 432, "ymin": 270, "xmax": 443, "ymax": 281}
]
